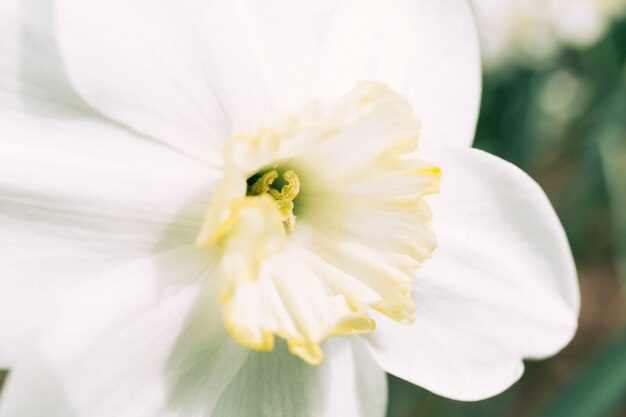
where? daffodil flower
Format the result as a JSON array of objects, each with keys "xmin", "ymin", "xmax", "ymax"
[{"xmin": 0, "ymin": 0, "xmax": 579, "ymax": 416}]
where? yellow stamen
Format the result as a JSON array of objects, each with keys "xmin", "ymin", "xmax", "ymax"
[
  {"xmin": 268, "ymin": 170, "xmax": 300, "ymax": 201},
  {"xmin": 249, "ymin": 170, "xmax": 300, "ymax": 231},
  {"xmin": 250, "ymin": 170, "xmax": 278, "ymax": 196}
]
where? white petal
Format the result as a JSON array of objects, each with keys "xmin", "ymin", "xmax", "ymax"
[
  {"xmin": 55, "ymin": 0, "xmax": 480, "ymax": 158},
  {"xmin": 0, "ymin": 0, "xmax": 221, "ymax": 366},
  {"xmin": 234, "ymin": 0, "xmax": 481, "ymax": 149},
  {"xmin": 221, "ymin": 237, "xmax": 376, "ymax": 365},
  {"xmin": 54, "ymin": 0, "xmax": 276, "ymax": 164},
  {"xmin": 0, "ymin": 250, "xmax": 250, "ymax": 417},
  {"xmin": 309, "ymin": 0, "xmax": 481, "ymax": 150},
  {"xmin": 0, "ymin": 119, "xmax": 218, "ymax": 367},
  {"xmin": 0, "ymin": 0, "xmax": 94, "ymax": 119},
  {"xmin": 365, "ymin": 148, "xmax": 579, "ymax": 401},
  {"xmin": 212, "ymin": 338, "xmax": 387, "ymax": 417}
]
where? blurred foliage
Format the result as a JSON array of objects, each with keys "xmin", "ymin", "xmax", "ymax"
[
  {"xmin": 531, "ymin": 326, "xmax": 626, "ymax": 417},
  {"xmin": 387, "ymin": 14, "xmax": 626, "ymax": 417}
]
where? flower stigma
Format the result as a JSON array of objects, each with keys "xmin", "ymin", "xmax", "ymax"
[{"xmin": 195, "ymin": 82, "xmax": 441, "ymax": 365}]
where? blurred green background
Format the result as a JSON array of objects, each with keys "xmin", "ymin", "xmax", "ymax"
[{"xmin": 387, "ymin": 11, "xmax": 626, "ymax": 417}]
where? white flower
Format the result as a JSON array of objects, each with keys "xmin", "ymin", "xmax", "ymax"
[
  {"xmin": 469, "ymin": 0, "xmax": 626, "ymax": 69},
  {"xmin": 0, "ymin": 0, "xmax": 578, "ymax": 416}
]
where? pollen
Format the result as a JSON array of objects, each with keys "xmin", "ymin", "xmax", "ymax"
[{"xmin": 248, "ymin": 169, "xmax": 300, "ymax": 231}]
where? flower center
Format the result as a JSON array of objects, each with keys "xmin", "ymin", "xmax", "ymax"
[
  {"xmin": 197, "ymin": 82, "xmax": 440, "ymax": 365},
  {"xmin": 247, "ymin": 169, "xmax": 300, "ymax": 231}
]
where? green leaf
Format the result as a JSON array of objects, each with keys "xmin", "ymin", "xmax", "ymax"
[
  {"xmin": 531, "ymin": 326, "xmax": 626, "ymax": 417},
  {"xmin": 599, "ymin": 121, "xmax": 626, "ymax": 288}
]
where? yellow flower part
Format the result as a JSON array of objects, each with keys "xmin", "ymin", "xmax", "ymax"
[
  {"xmin": 197, "ymin": 82, "xmax": 441, "ymax": 365},
  {"xmin": 249, "ymin": 169, "xmax": 300, "ymax": 231}
]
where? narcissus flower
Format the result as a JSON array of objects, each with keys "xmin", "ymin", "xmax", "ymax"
[{"xmin": 0, "ymin": 0, "xmax": 578, "ymax": 416}]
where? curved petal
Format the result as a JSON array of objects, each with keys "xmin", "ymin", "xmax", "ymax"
[
  {"xmin": 54, "ymin": 0, "xmax": 276, "ymax": 164},
  {"xmin": 54, "ymin": 0, "xmax": 480, "ymax": 161},
  {"xmin": 365, "ymin": 148, "xmax": 579, "ymax": 401},
  {"xmin": 0, "ymin": 119, "xmax": 218, "ymax": 367},
  {"xmin": 309, "ymin": 0, "xmax": 481, "ymax": 150},
  {"xmin": 212, "ymin": 338, "xmax": 387, "ymax": 417},
  {"xmin": 0, "ymin": 0, "xmax": 223, "ymax": 367},
  {"xmin": 0, "ymin": 251, "xmax": 250, "ymax": 417},
  {"xmin": 0, "ymin": 0, "xmax": 93, "ymax": 119}
]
